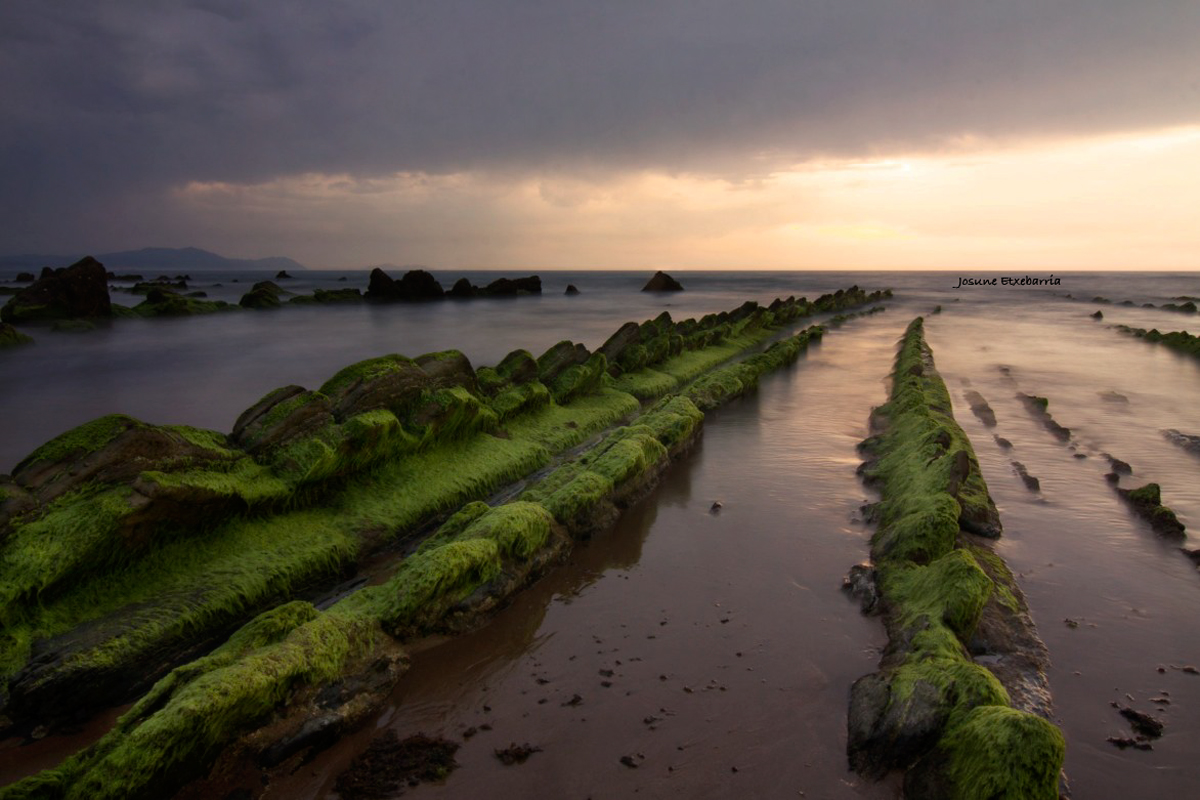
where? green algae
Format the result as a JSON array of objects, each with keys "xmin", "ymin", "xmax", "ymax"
[
  {"xmin": 1116, "ymin": 324, "xmax": 1200, "ymax": 360},
  {"xmin": 14, "ymin": 414, "xmax": 140, "ymax": 474},
  {"xmin": 319, "ymin": 354, "xmax": 419, "ymax": 398},
  {"xmin": 914, "ymin": 706, "xmax": 1066, "ymax": 800},
  {"xmin": 0, "ymin": 323, "xmax": 34, "ymax": 348},
  {"xmin": 850, "ymin": 316, "xmax": 1062, "ymax": 798},
  {"xmin": 879, "ymin": 549, "xmax": 993, "ymax": 640},
  {"xmin": 1, "ymin": 609, "xmax": 377, "ymax": 800}
]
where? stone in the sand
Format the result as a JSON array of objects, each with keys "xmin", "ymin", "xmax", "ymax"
[
  {"xmin": 642, "ymin": 270, "xmax": 684, "ymax": 292},
  {"xmin": 1, "ymin": 256, "xmax": 111, "ymax": 323}
]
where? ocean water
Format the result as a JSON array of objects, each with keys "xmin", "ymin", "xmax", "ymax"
[{"xmin": 2, "ymin": 269, "xmax": 1200, "ymax": 797}]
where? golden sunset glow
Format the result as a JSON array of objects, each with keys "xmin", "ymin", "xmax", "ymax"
[{"xmin": 174, "ymin": 125, "xmax": 1200, "ymax": 270}]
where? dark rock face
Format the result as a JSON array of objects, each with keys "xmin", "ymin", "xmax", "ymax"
[
  {"xmin": 1, "ymin": 256, "xmax": 112, "ymax": 323},
  {"xmin": 275, "ymin": 270, "xmax": 293, "ymax": 279},
  {"xmin": 14, "ymin": 272, "xmax": 35, "ymax": 282},
  {"xmin": 483, "ymin": 275, "xmax": 541, "ymax": 295},
  {"xmin": 449, "ymin": 277, "xmax": 477, "ymax": 298},
  {"xmin": 366, "ymin": 268, "xmax": 445, "ymax": 301},
  {"xmin": 848, "ymin": 671, "xmax": 947, "ymax": 779},
  {"xmin": 565, "ymin": 284, "xmax": 580, "ymax": 295},
  {"xmin": 642, "ymin": 270, "xmax": 684, "ymax": 292},
  {"xmin": 414, "ymin": 351, "xmax": 477, "ymax": 391},
  {"xmin": 536, "ymin": 340, "xmax": 592, "ymax": 385}
]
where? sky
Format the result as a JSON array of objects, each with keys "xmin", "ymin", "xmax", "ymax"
[{"xmin": 2, "ymin": 1, "xmax": 1199, "ymax": 270}]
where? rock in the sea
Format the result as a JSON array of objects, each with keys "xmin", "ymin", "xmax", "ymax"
[
  {"xmin": 963, "ymin": 390, "xmax": 997, "ymax": 427},
  {"xmin": 1, "ymin": 256, "xmax": 111, "ymax": 323},
  {"xmin": 1117, "ymin": 483, "xmax": 1186, "ymax": 538},
  {"xmin": 1091, "ymin": 310, "xmax": 1104, "ymax": 319},
  {"xmin": 275, "ymin": 270, "xmax": 293, "ymax": 280},
  {"xmin": 642, "ymin": 270, "xmax": 684, "ymax": 292},
  {"xmin": 366, "ymin": 267, "xmax": 445, "ymax": 301},
  {"xmin": 14, "ymin": 272, "xmax": 35, "ymax": 282},
  {"xmin": 449, "ymin": 277, "xmax": 478, "ymax": 298},
  {"xmin": 565, "ymin": 284, "xmax": 580, "ymax": 295},
  {"xmin": 483, "ymin": 275, "xmax": 541, "ymax": 296},
  {"xmin": 240, "ymin": 281, "xmax": 287, "ymax": 309},
  {"xmin": 1011, "ymin": 461, "xmax": 1040, "ymax": 492},
  {"xmin": 1163, "ymin": 428, "xmax": 1200, "ymax": 456},
  {"xmin": 0, "ymin": 321, "xmax": 34, "ymax": 347}
]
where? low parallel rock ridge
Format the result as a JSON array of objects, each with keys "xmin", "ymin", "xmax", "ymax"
[
  {"xmin": 0, "ymin": 287, "xmax": 887, "ymax": 800},
  {"xmin": 848, "ymin": 317, "xmax": 1065, "ymax": 799}
]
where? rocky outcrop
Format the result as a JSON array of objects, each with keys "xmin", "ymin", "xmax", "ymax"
[
  {"xmin": 1, "ymin": 256, "xmax": 112, "ymax": 323},
  {"xmin": 240, "ymin": 281, "xmax": 287, "ymax": 309},
  {"xmin": 565, "ymin": 284, "xmax": 580, "ymax": 295},
  {"xmin": 641, "ymin": 270, "xmax": 683, "ymax": 291},
  {"xmin": 275, "ymin": 270, "xmax": 293, "ymax": 280},
  {"xmin": 14, "ymin": 272, "xmax": 35, "ymax": 282},
  {"xmin": 849, "ymin": 318, "xmax": 1064, "ymax": 797},
  {"xmin": 365, "ymin": 268, "xmax": 445, "ymax": 301},
  {"xmin": 135, "ymin": 288, "xmax": 238, "ymax": 316},
  {"xmin": 1116, "ymin": 483, "xmax": 1186, "ymax": 539}
]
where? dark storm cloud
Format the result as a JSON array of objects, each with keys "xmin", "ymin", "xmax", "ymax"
[{"xmin": 2, "ymin": 0, "xmax": 1198, "ymax": 251}]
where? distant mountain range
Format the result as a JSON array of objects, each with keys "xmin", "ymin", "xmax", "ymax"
[{"xmin": 0, "ymin": 247, "xmax": 306, "ymax": 273}]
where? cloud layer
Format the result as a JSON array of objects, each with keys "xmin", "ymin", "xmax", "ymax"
[{"xmin": 3, "ymin": 1, "xmax": 1198, "ymax": 264}]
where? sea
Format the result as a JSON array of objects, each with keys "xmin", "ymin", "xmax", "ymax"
[{"xmin": 1, "ymin": 269, "xmax": 1199, "ymax": 798}]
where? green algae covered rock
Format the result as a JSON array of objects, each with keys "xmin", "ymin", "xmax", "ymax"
[
  {"xmin": 905, "ymin": 705, "xmax": 1066, "ymax": 800},
  {"xmin": 848, "ymin": 317, "xmax": 1062, "ymax": 797},
  {"xmin": 0, "ymin": 322, "xmax": 34, "ymax": 347}
]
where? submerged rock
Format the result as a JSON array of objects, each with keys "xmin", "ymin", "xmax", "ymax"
[
  {"xmin": 1, "ymin": 256, "xmax": 111, "ymax": 323},
  {"xmin": 963, "ymin": 390, "xmax": 997, "ymax": 427},
  {"xmin": 1163, "ymin": 428, "xmax": 1200, "ymax": 456},
  {"xmin": 642, "ymin": 270, "xmax": 683, "ymax": 292},
  {"xmin": 1116, "ymin": 483, "xmax": 1186, "ymax": 538},
  {"xmin": 1011, "ymin": 461, "xmax": 1040, "ymax": 492}
]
